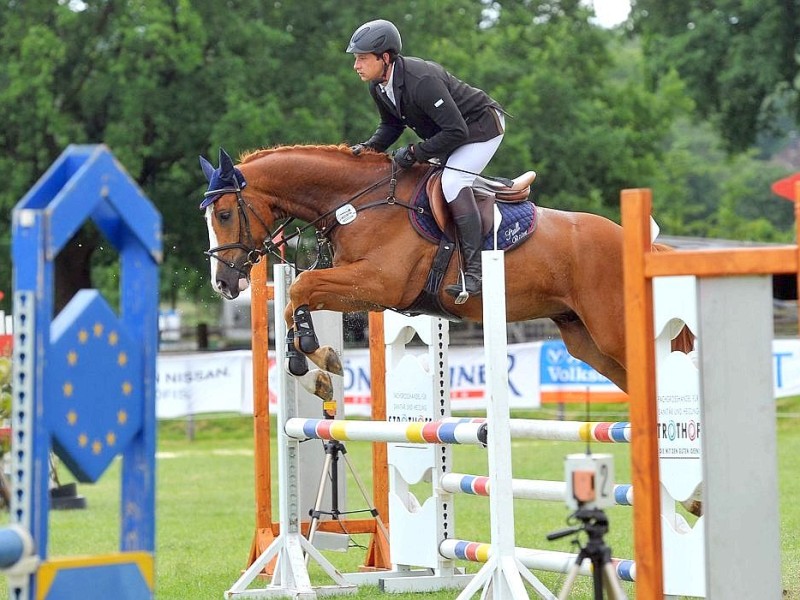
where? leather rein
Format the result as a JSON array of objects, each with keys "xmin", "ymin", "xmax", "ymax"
[{"xmin": 204, "ymin": 159, "xmax": 425, "ymax": 276}]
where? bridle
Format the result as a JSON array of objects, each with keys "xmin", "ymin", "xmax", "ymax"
[
  {"xmin": 204, "ymin": 159, "xmax": 424, "ymax": 277},
  {"xmin": 203, "ymin": 176, "xmax": 271, "ymax": 276}
]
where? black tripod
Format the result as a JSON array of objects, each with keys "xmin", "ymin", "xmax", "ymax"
[
  {"xmin": 305, "ymin": 435, "xmax": 389, "ymax": 562},
  {"xmin": 547, "ymin": 508, "xmax": 628, "ymax": 600}
]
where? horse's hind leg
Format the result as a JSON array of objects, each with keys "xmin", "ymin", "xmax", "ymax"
[{"xmin": 555, "ymin": 318, "xmax": 627, "ymax": 392}]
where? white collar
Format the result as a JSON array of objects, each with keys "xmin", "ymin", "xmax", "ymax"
[{"xmin": 379, "ymin": 63, "xmax": 395, "ymax": 95}]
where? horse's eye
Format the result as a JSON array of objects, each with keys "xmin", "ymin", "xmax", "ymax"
[{"xmin": 217, "ymin": 210, "xmax": 232, "ymax": 223}]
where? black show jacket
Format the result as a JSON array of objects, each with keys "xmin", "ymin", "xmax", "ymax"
[{"xmin": 364, "ymin": 56, "xmax": 504, "ymax": 162}]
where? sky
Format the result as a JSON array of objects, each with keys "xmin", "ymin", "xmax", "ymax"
[{"xmin": 590, "ymin": 0, "xmax": 632, "ymax": 28}]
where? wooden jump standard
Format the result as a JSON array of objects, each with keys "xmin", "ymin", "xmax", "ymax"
[
  {"xmin": 246, "ymin": 261, "xmax": 390, "ymax": 574},
  {"xmin": 622, "ymin": 187, "xmax": 798, "ymax": 599}
]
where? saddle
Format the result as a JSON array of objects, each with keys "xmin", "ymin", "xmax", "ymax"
[
  {"xmin": 401, "ymin": 167, "xmax": 538, "ymax": 320},
  {"xmin": 425, "ymin": 169, "xmax": 537, "ymax": 236}
]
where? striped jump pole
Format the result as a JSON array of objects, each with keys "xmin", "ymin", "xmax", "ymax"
[
  {"xmin": 439, "ymin": 539, "xmax": 636, "ymax": 583},
  {"xmin": 444, "ymin": 417, "xmax": 631, "ymax": 443},
  {"xmin": 440, "ymin": 473, "xmax": 634, "ymax": 506},
  {"xmin": 0, "ymin": 525, "xmax": 37, "ymax": 582},
  {"xmin": 284, "ymin": 418, "xmax": 487, "ymax": 446}
]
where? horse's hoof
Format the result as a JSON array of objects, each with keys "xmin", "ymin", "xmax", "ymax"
[
  {"xmin": 681, "ymin": 499, "xmax": 703, "ymax": 517},
  {"xmin": 318, "ymin": 346, "xmax": 343, "ymax": 375},
  {"xmin": 298, "ymin": 369, "xmax": 334, "ymax": 402}
]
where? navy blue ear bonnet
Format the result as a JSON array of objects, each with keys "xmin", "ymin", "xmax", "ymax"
[{"xmin": 198, "ymin": 148, "xmax": 247, "ymax": 209}]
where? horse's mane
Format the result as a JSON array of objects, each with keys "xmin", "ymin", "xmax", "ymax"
[{"xmin": 240, "ymin": 144, "xmax": 388, "ymax": 164}]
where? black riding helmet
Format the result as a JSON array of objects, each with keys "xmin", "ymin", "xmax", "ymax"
[{"xmin": 345, "ymin": 19, "xmax": 402, "ymax": 55}]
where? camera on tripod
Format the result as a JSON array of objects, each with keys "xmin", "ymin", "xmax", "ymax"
[
  {"xmin": 564, "ymin": 452, "xmax": 615, "ymax": 510},
  {"xmin": 547, "ymin": 453, "xmax": 628, "ymax": 600}
]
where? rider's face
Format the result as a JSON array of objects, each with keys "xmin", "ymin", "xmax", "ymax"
[{"xmin": 353, "ymin": 53, "xmax": 386, "ymax": 82}]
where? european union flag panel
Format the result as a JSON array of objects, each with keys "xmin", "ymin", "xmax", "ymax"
[{"xmin": 47, "ymin": 289, "xmax": 143, "ymax": 482}]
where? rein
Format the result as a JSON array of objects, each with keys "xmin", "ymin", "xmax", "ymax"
[{"xmin": 205, "ymin": 159, "xmax": 426, "ymax": 275}]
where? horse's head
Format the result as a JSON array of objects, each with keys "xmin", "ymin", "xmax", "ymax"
[{"xmin": 199, "ymin": 148, "xmax": 266, "ymax": 299}]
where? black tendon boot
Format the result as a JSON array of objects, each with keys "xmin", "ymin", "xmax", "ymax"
[{"xmin": 445, "ymin": 188, "xmax": 484, "ymax": 302}]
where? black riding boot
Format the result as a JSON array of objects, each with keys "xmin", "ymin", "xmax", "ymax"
[{"xmin": 445, "ymin": 188, "xmax": 484, "ymax": 301}]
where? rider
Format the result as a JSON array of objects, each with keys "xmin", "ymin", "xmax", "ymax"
[{"xmin": 346, "ymin": 19, "xmax": 506, "ymax": 300}]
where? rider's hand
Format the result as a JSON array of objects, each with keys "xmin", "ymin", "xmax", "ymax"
[
  {"xmin": 350, "ymin": 142, "xmax": 372, "ymax": 156},
  {"xmin": 393, "ymin": 144, "xmax": 417, "ymax": 168}
]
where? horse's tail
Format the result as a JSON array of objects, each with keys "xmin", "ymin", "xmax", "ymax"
[
  {"xmin": 650, "ymin": 243, "xmax": 696, "ymax": 354},
  {"xmin": 652, "ymin": 242, "xmax": 675, "ymax": 253}
]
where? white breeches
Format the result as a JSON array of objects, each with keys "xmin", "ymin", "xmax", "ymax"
[{"xmin": 442, "ymin": 110, "xmax": 506, "ymax": 202}]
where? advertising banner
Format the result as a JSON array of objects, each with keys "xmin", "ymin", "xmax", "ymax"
[
  {"xmin": 155, "ymin": 339, "xmax": 800, "ymax": 419},
  {"xmin": 539, "ymin": 340, "xmax": 626, "ymax": 403}
]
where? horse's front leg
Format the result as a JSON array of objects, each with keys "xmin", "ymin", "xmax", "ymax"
[
  {"xmin": 282, "ymin": 263, "xmax": 405, "ymax": 399},
  {"xmin": 281, "ymin": 302, "xmax": 339, "ymax": 403},
  {"xmin": 290, "ymin": 303, "xmax": 344, "ymax": 375}
]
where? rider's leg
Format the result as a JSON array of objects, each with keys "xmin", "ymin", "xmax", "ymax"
[
  {"xmin": 444, "ymin": 187, "xmax": 484, "ymax": 298},
  {"xmin": 442, "ymin": 119, "xmax": 504, "ymax": 299}
]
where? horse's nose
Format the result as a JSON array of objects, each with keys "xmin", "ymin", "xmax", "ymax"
[{"xmin": 215, "ymin": 278, "xmax": 237, "ymax": 299}]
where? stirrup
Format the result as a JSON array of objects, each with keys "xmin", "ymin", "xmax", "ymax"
[
  {"xmin": 447, "ymin": 271, "xmax": 477, "ymax": 305},
  {"xmin": 454, "ymin": 277, "xmax": 470, "ymax": 305}
]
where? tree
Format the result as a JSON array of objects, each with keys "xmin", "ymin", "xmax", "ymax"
[
  {"xmin": 631, "ymin": 0, "xmax": 800, "ymax": 153},
  {"xmin": 3, "ymin": 0, "xmax": 784, "ymax": 316}
]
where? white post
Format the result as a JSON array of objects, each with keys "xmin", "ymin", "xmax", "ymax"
[
  {"xmin": 225, "ymin": 265, "xmax": 355, "ymax": 599},
  {"xmin": 456, "ymin": 211, "xmax": 556, "ymax": 600}
]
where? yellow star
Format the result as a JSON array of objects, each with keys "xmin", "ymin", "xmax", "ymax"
[
  {"xmin": 93, "ymin": 322, "xmax": 104, "ymax": 337},
  {"xmin": 122, "ymin": 381, "xmax": 133, "ymax": 396},
  {"xmin": 78, "ymin": 329, "xmax": 89, "ymax": 344},
  {"xmin": 106, "ymin": 432, "xmax": 117, "ymax": 446},
  {"xmin": 108, "ymin": 331, "xmax": 119, "ymax": 346},
  {"xmin": 67, "ymin": 411, "xmax": 78, "ymax": 425},
  {"xmin": 78, "ymin": 433, "xmax": 88, "ymax": 447},
  {"xmin": 118, "ymin": 352, "xmax": 128, "ymax": 367},
  {"xmin": 117, "ymin": 410, "xmax": 128, "ymax": 425},
  {"xmin": 92, "ymin": 440, "xmax": 103, "ymax": 454},
  {"xmin": 63, "ymin": 381, "xmax": 73, "ymax": 397},
  {"xmin": 67, "ymin": 351, "xmax": 78, "ymax": 366}
]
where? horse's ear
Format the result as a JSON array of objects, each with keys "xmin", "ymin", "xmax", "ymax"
[
  {"xmin": 219, "ymin": 147, "xmax": 235, "ymax": 176},
  {"xmin": 199, "ymin": 155, "xmax": 215, "ymax": 182}
]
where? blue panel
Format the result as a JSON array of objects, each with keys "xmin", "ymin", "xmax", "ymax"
[
  {"xmin": 43, "ymin": 563, "xmax": 152, "ymax": 600},
  {"xmin": 12, "ymin": 143, "xmax": 160, "ymax": 598},
  {"xmin": 46, "ymin": 147, "xmax": 162, "ymax": 261},
  {"xmin": 14, "ymin": 145, "xmax": 96, "ymax": 211},
  {"xmin": 47, "ymin": 290, "xmax": 143, "ymax": 482}
]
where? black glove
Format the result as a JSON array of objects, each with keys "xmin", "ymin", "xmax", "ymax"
[
  {"xmin": 350, "ymin": 142, "xmax": 372, "ymax": 156},
  {"xmin": 393, "ymin": 144, "xmax": 417, "ymax": 168}
]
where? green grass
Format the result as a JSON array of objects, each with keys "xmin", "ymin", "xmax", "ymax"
[{"xmin": 1, "ymin": 400, "xmax": 799, "ymax": 599}]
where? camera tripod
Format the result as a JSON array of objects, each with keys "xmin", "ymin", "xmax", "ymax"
[
  {"xmin": 547, "ymin": 508, "xmax": 628, "ymax": 600},
  {"xmin": 305, "ymin": 436, "xmax": 389, "ymax": 560}
]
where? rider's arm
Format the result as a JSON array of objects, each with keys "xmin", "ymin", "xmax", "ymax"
[{"xmin": 363, "ymin": 85, "xmax": 405, "ymax": 152}]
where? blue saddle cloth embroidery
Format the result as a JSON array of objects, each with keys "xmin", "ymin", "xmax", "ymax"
[{"xmin": 409, "ymin": 178, "xmax": 537, "ymax": 251}]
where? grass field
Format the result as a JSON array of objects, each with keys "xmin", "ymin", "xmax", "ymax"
[{"xmin": 1, "ymin": 399, "xmax": 799, "ymax": 600}]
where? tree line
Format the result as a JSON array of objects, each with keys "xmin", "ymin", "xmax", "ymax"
[{"xmin": 0, "ymin": 0, "xmax": 797, "ymax": 313}]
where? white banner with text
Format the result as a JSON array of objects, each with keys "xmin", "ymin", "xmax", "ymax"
[{"xmin": 155, "ymin": 339, "xmax": 800, "ymax": 419}]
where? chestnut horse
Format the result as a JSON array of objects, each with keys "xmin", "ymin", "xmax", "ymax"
[{"xmin": 199, "ymin": 145, "xmax": 657, "ymax": 402}]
